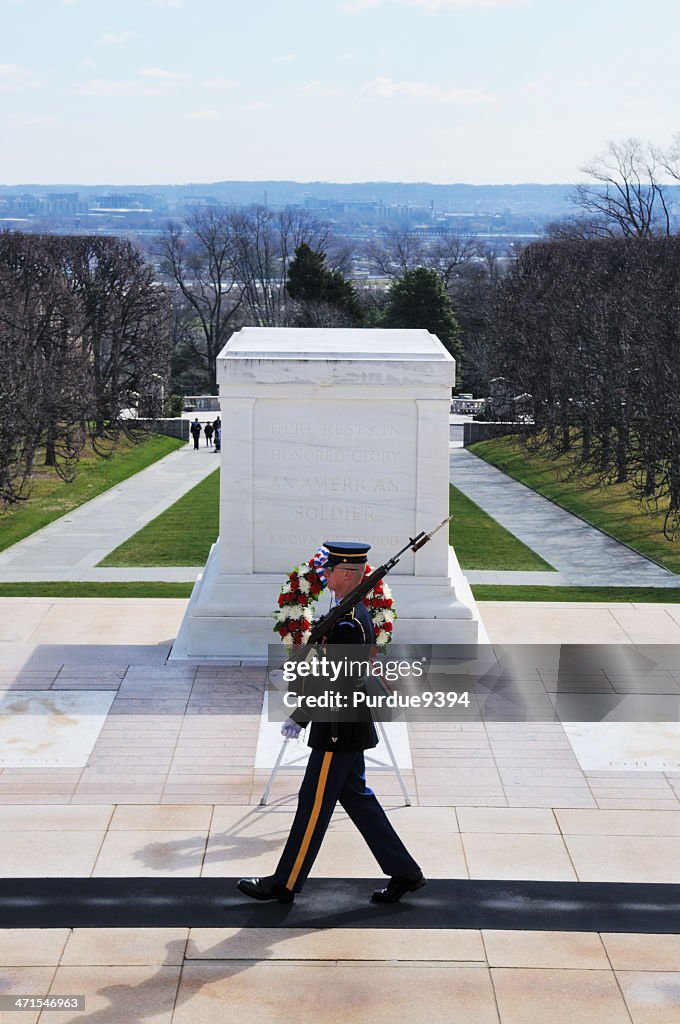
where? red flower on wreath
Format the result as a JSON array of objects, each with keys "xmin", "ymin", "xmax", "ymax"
[{"xmin": 272, "ymin": 554, "xmax": 397, "ymax": 648}]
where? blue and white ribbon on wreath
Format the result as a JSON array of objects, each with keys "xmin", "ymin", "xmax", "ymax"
[{"xmin": 310, "ymin": 546, "xmax": 330, "ymax": 584}]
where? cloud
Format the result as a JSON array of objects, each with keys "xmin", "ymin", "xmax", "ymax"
[
  {"xmin": 97, "ymin": 30, "xmax": 136, "ymax": 46},
  {"xmin": 190, "ymin": 110, "xmax": 221, "ymax": 120},
  {"xmin": 363, "ymin": 75, "xmax": 496, "ymax": 104},
  {"xmin": 6, "ymin": 115, "xmax": 58, "ymax": 128},
  {"xmin": 73, "ymin": 78, "xmax": 162, "ymax": 97},
  {"xmin": 299, "ymin": 81, "xmax": 345, "ymax": 98},
  {"xmin": 0, "ymin": 64, "xmax": 41, "ymax": 92},
  {"xmin": 202, "ymin": 76, "xmax": 235, "ymax": 89},
  {"xmin": 343, "ymin": 0, "xmax": 527, "ymax": 11},
  {"xmin": 523, "ymin": 76, "xmax": 549, "ymax": 93},
  {"xmin": 138, "ymin": 67, "xmax": 188, "ymax": 79}
]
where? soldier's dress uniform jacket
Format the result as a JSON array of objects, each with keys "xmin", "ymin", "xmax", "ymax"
[
  {"xmin": 299, "ymin": 599, "xmax": 379, "ymax": 754},
  {"xmin": 273, "ymin": 595, "xmax": 421, "ymax": 894}
]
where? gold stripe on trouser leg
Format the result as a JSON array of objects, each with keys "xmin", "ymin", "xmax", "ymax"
[{"xmin": 286, "ymin": 751, "xmax": 334, "ymax": 891}]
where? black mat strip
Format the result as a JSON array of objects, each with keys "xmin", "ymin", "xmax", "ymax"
[{"xmin": 1, "ymin": 878, "xmax": 679, "ymax": 932}]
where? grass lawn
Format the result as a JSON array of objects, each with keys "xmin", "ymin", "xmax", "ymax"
[
  {"xmin": 0, "ymin": 433, "xmax": 184, "ymax": 554},
  {"xmin": 0, "ymin": 582, "xmax": 193, "ymax": 598},
  {"xmin": 471, "ymin": 436, "xmax": 680, "ymax": 574},
  {"xmin": 2, "ymin": 581, "xmax": 675, "ymax": 602},
  {"xmin": 449, "ymin": 484, "xmax": 553, "ymax": 571},
  {"xmin": 2, "ymin": 581, "xmax": 679, "ymax": 602},
  {"xmin": 473, "ymin": 585, "xmax": 680, "ymax": 602},
  {"xmin": 99, "ymin": 468, "xmax": 219, "ymax": 566},
  {"xmin": 100, "ymin": 474, "xmax": 552, "ymax": 571}
]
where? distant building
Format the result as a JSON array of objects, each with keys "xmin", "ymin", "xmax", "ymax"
[
  {"xmin": 183, "ymin": 395, "xmax": 220, "ymax": 412},
  {"xmin": 179, "ymin": 196, "xmax": 219, "ymax": 209},
  {"xmin": 46, "ymin": 193, "xmax": 85, "ymax": 215},
  {"xmin": 91, "ymin": 193, "xmax": 156, "ymax": 211}
]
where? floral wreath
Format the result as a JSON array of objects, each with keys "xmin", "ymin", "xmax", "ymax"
[{"xmin": 273, "ymin": 547, "xmax": 397, "ymax": 648}]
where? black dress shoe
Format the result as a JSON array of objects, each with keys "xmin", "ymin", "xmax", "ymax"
[
  {"xmin": 371, "ymin": 873, "xmax": 427, "ymax": 903},
  {"xmin": 237, "ymin": 875, "xmax": 295, "ymax": 903}
]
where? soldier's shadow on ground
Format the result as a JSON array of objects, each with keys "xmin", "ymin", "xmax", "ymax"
[
  {"xmin": 59, "ymin": 897, "xmax": 410, "ymax": 1024},
  {"xmin": 130, "ymin": 806, "xmax": 297, "ymax": 873},
  {"xmin": 55, "ymin": 925, "xmax": 302, "ymax": 1024}
]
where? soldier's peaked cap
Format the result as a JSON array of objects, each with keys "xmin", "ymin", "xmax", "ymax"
[{"xmin": 324, "ymin": 541, "xmax": 371, "ymax": 568}]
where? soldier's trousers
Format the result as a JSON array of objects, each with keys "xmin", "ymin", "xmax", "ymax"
[{"xmin": 274, "ymin": 748, "xmax": 421, "ymax": 893}]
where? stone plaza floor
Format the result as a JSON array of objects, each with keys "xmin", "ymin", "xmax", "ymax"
[{"xmin": 0, "ymin": 597, "xmax": 679, "ymax": 1022}]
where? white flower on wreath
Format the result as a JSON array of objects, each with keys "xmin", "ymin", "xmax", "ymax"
[{"xmin": 273, "ymin": 555, "xmax": 397, "ymax": 648}]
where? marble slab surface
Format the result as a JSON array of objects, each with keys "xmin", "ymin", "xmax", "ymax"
[
  {"xmin": 0, "ymin": 690, "xmax": 116, "ymax": 767},
  {"xmin": 564, "ymin": 722, "xmax": 680, "ymax": 771}
]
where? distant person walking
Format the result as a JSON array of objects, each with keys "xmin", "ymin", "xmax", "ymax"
[
  {"xmin": 204, "ymin": 422, "xmax": 214, "ymax": 447},
  {"xmin": 190, "ymin": 418, "xmax": 202, "ymax": 451},
  {"xmin": 213, "ymin": 416, "xmax": 222, "ymax": 453}
]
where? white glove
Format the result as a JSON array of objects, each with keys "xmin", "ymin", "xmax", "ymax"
[{"xmin": 281, "ymin": 718, "xmax": 302, "ymax": 739}]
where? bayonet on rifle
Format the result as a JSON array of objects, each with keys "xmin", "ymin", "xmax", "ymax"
[{"xmin": 305, "ymin": 515, "xmax": 452, "ymax": 647}]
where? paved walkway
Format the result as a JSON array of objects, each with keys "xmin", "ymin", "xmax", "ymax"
[
  {"xmin": 2, "ymin": 429, "xmax": 677, "ymax": 593},
  {"xmin": 451, "ymin": 447, "xmax": 680, "ymax": 587},
  {"xmin": 2, "ymin": 413, "xmax": 675, "ymax": 591},
  {"xmin": 0, "ymin": 442, "xmax": 217, "ymax": 583},
  {"xmin": 1, "ymin": 600, "xmax": 679, "ymax": 1022}
]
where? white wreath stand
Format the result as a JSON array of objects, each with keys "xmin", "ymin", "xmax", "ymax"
[{"xmin": 259, "ymin": 720, "xmax": 412, "ymax": 806}]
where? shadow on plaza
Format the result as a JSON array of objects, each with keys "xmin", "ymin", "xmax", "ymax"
[
  {"xmin": 50, "ymin": 926, "xmax": 305, "ymax": 1024},
  {"xmin": 129, "ymin": 806, "xmax": 295, "ymax": 874}
]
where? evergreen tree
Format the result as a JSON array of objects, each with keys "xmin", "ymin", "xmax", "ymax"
[
  {"xmin": 285, "ymin": 243, "xmax": 328, "ymax": 302},
  {"xmin": 286, "ymin": 243, "xmax": 363, "ymax": 324},
  {"xmin": 382, "ymin": 267, "xmax": 461, "ymax": 362}
]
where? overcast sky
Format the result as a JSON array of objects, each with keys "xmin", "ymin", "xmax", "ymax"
[{"xmin": 2, "ymin": 0, "xmax": 679, "ymax": 186}]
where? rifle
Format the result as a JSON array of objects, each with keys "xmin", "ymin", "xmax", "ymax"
[{"xmin": 305, "ymin": 515, "xmax": 452, "ymax": 647}]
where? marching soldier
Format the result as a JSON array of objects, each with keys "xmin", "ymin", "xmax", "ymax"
[{"xmin": 237, "ymin": 541, "xmax": 426, "ymax": 905}]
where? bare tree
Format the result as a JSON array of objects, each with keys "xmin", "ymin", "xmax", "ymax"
[
  {"xmin": 157, "ymin": 209, "xmax": 243, "ymax": 393},
  {"xmin": 363, "ymin": 229, "xmax": 426, "ymax": 279},
  {"xmin": 0, "ymin": 247, "xmax": 44, "ymax": 503},
  {"xmin": 0, "ymin": 233, "xmax": 92, "ymax": 495},
  {"xmin": 230, "ymin": 205, "xmax": 331, "ymax": 326},
  {"xmin": 37, "ymin": 237, "xmax": 91, "ymax": 473},
  {"xmin": 429, "ymin": 231, "xmax": 482, "ymax": 287},
  {"xmin": 545, "ymin": 215, "xmax": 614, "ymax": 241},
  {"xmin": 0, "ymin": 231, "xmax": 171, "ymax": 505},
  {"xmin": 447, "ymin": 254, "xmax": 501, "ymax": 395},
  {"xmin": 64, "ymin": 236, "xmax": 171, "ymax": 441},
  {"xmin": 573, "ymin": 138, "xmax": 671, "ymax": 238},
  {"xmin": 656, "ymin": 131, "xmax": 680, "ymax": 183},
  {"xmin": 488, "ymin": 235, "xmax": 680, "ymax": 539},
  {"xmin": 159, "ymin": 205, "xmax": 332, "ymax": 391}
]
